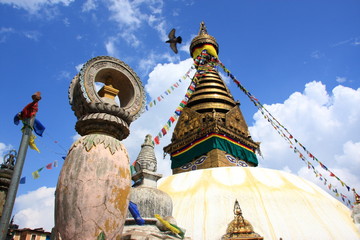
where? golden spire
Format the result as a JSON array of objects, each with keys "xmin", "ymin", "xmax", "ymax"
[{"xmin": 190, "ymin": 21, "xmax": 219, "ymax": 59}]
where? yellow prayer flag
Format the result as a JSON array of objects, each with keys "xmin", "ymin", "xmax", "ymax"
[
  {"xmin": 32, "ymin": 170, "xmax": 40, "ymax": 179},
  {"xmin": 29, "ymin": 134, "xmax": 40, "ymax": 153}
]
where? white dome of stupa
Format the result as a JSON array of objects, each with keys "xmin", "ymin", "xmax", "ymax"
[{"xmin": 158, "ymin": 167, "xmax": 360, "ymax": 240}]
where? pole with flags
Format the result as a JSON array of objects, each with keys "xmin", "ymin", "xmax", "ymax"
[{"xmin": 0, "ymin": 92, "xmax": 42, "ymax": 240}]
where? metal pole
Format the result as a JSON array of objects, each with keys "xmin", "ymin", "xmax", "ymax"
[{"xmin": 0, "ymin": 117, "xmax": 34, "ymax": 240}]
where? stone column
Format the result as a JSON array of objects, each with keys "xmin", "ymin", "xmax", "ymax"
[{"xmin": 55, "ymin": 56, "xmax": 145, "ymax": 240}]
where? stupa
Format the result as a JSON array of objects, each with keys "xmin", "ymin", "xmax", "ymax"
[
  {"xmin": 156, "ymin": 22, "xmax": 360, "ymax": 240},
  {"xmin": 123, "ymin": 134, "xmax": 188, "ymax": 239},
  {"xmin": 164, "ymin": 22, "xmax": 259, "ymax": 174}
]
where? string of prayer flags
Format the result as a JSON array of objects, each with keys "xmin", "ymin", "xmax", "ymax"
[
  {"xmin": 153, "ymin": 78, "xmax": 197, "ymax": 145},
  {"xmin": 213, "ymin": 52, "xmax": 356, "ymax": 206},
  {"xmin": 22, "ymin": 159, "xmax": 60, "ymax": 182},
  {"xmin": 145, "ymin": 65, "xmax": 195, "ymax": 111}
]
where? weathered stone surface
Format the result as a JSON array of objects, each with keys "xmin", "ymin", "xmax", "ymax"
[
  {"xmin": 55, "ymin": 134, "xmax": 131, "ymax": 240},
  {"xmin": 126, "ymin": 186, "xmax": 173, "ymax": 220}
]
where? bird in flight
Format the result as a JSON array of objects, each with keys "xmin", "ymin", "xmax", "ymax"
[{"xmin": 166, "ymin": 28, "xmax": 182, "ymax": 54}]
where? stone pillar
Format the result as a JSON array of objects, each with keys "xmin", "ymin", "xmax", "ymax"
[{"xmin": 55, "ymin": 56, "xmax": 145, "ymax": 240}]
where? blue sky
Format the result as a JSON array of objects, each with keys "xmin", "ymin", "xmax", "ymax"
[{"xmin": 0, "ymin": 0, "xmax": 359, "ymax": 231}]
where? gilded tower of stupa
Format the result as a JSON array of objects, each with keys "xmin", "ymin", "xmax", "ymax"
[{"xmin": 164, "ymin": 22, "xmax": 260, "ymax": 174}]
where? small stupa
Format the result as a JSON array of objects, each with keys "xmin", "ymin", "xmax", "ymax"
[{"xmin": 122, "ymin": 134, "xmax": 188, "ymax": 239}]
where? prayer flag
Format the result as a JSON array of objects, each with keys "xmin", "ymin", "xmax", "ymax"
[
  {"xmin": 20, "ymin": 177, "xmax": 26, "ymax": 184},
  {"xmin": 97, "ymin": 232, "xmax": 105, "ymax": 240},
  {"xmin": 32, "ymin": 171, "xmax": 40, "ymax": 179},
  {"xmin": 161, "ymin": 128, "xmax": 167, "ymax": 136},
  {"xmin": 34, "ymin": 119, "xmax": 45, "ymax": 137},
  {"xmin": 46, "ymin": 163, "xmax": 53, "ymax": 169},
  {"xmin": 21, "ymin": 101, "xmax": 39, "ymax": 119},
  {"xmin": 29, "ymin": 134, "xmax": 40, "ymax": 153},
  {"xmin": 128, "ymin": 201, "xmax": 145, "ymax": 225},
  {"xmin": 154, "ymin": 136, "xmax": 160, "ymax": 145},
  {"xmin": 53, "ymin": 160, "xmax": 58, "ymax": 167},
  {"xmin": 170, "ymin": 116, "xmax": 176, "ymax": 123},
  {"xmin": 330, "ymin": 172, "xmax": 335, "ymax": 177}
]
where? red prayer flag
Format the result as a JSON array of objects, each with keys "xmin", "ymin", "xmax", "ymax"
[
  {"xmin": 154, "ymin": 136, "xmax": 160, "ymax": 145},
  {"xmin": 161, "ymin": 128, "xmax": 167, "ymax": 136},
  {"xmin": 330, "ymin": 172, "xmax": 335, "ymax": 177},
  {"xmin": 46, "ymin": 163, "xmax": 53, "ymax": 169},
  {"xmin": 21, "ymin": 102, "xmax": 39, "ymax": 119},
  {"xmin": 170, "ymin": 116, "xmax": 176, "ymax": 123},
  {"xmin": 20, "ymin": 92, "xmax": 41, "ymax": 119}
]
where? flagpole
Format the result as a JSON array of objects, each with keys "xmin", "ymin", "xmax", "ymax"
[{"xmin": 0, "ymin": 118, "xmax": 35, "ymax": 240}]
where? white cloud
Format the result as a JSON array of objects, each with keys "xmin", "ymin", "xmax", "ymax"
[
  {"xmin": 137, "ymin": 51, "xmax": 179, "ymax": 76},
  {"xmin": 0, "ymin": 142, "xmax": 14, "ymax": 158},
  {"xmin": 13, "ymin": 187, "xmax": 55, "ymax": 231},
  {"xmin": 105, "ymin": 0, "xmax": 167, "ymax": 47},
  {"xmin": 0, "ymin": 0, "xmax": 74, "ymax": 14},
  {"xmin": 105, "ymin": 37, "xmax": 120, "ymax": 58},
  {"xmin": 250, "ymin": 81, "xmax": 360, "ymax": 203},
  {"xmin": 123, "ymin": 57, "xmax": 195, "ymax": 177},
  {"xmin": 71, "ymin": 133, "xmax": 80, "ymax": 142},
  {"xmin": 56, "ymin": 70, "xmax": 71, "ymax": 81},
  {"xmin": 310, "ymin": 50, "xmax": 323, "ymax": 59},
  {"xmin": 82, "ymin": 0, "xmax": 96, "ymax": 12},
  {"xmin": 75, "ymin": 63, "xmax": 84, "ymax": 72},
  {"xmin": 336, "ymin": 76, "xmax": 347, "ymax": 83}
]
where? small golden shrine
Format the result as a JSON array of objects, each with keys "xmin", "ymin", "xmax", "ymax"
[{"xmin": 222, "ymin": 200, "xmax": 263, "ymax": 240}]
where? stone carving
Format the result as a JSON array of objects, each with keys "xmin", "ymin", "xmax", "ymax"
[
  {"xmin": 55, "ymin": 56, "xmax": 145, "ymax": 240},
  {"xmin": 68, "ymin": 56, "xmax": 146, "ymax": 140}
]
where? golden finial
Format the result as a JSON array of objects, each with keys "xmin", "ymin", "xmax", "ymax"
[
  {"xmin": 199, "ymin": 21, "xmax": 208, "ymax": 35},
  {"xmin": 190, "ymin": 21, "xmax": 219, "ymax": 58},
  {"xmin": 98, "ymin": 77, "xmax": 119, "ymax": 101},
  {"xmin": 222, "ymin": 199, "xmax": 263, "ymax": 240}
]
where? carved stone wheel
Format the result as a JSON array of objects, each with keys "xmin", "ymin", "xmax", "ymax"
[{"xmin": 69, "ymin": 56, "xmax": 146, "ymax": 140}]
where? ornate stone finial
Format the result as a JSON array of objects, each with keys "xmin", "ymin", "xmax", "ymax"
[
  {"xmin": 222, "ymin": 199, "xmax": 263, "ymax": 240},
  {"xmin": 68, "ymin": 56, "xmax": 146, "ymax": 140}
]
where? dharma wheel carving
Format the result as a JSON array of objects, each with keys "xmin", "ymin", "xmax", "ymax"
[{"xmin": 69, "ymin": 56, "xmax": 146, "ymax": 140}]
